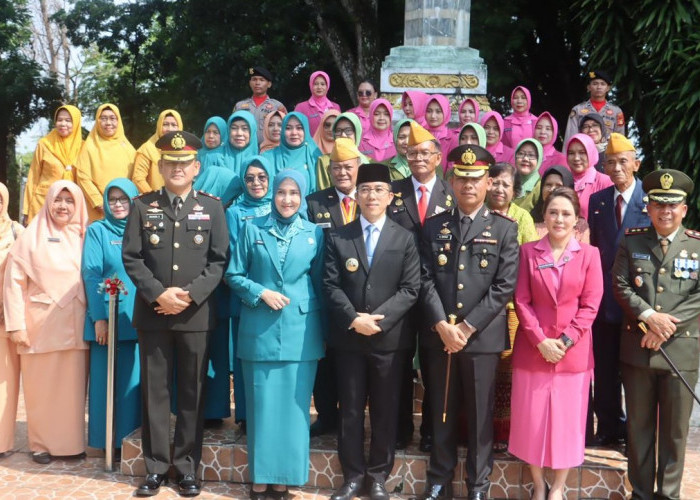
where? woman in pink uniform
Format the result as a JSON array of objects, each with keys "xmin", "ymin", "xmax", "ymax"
[
  {"xmin": 3, "ymin": 180, "xmax": 89, "ymax": 464},
  {"xmin": 294, "ymin": 70, "xmax": 341, "ymax": 136},
  {"xmin": 566, "ymin": 133, "xmax": 613, "ymax": 221},
  {"xmin": 503, "ymin": 86, "xmax": 537, "ymax": 148},
  {"xmin": 510, "ymin": 187, "xmax": 603, "ymax": 500}
]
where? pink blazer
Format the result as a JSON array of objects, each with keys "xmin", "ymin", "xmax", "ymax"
[{"xmin": 512, "ymin": 237, "xmax": 603, "ymax": 373}]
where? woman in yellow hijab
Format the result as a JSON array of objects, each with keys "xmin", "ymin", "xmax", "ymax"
[
  {"xmin": 76, "ymin": 103, "xmax": 136, "ymax": 221},
  {"xmin": 131, "ymin": 109, "xmax": 183, "ymax": 193},
  {"xmin": 23, "ymin": 105, "xmax": 83, "ymax": 224}
]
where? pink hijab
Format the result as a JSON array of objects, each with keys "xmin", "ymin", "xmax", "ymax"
[
  {"xmin": 458, "ymin": 97, "xmax": 481, "ymax": 126},
  {"xmin": 481, "ymin": 110, "xmax": 515, "ymax": 164},
  {"xmin": 9, "ymin": 180, "xmax": 88, "ymax": 308},
  {"xmin": 422, "ymin": 95, "xmax": 454, "ymax": 170},
  {"xmin": 535, "ymin": 111, "xmax": 566, "ymax": 175},
  {"xmin": 359, "ymin": 99, "xmax": 396, "ymax": 162},
  {"xmin": 308, "ymin": 71, "xmax": 332, "ymax": 111},
  {"xmin": 503, "ymin": 86, "xmax": 537, "ymax": 148},
  {"xmin": 402, "ymin": 91, "xmax": 429, "ymax": 126},
  {"xmin": 566, "ymin": 133, "xmax": 612, "ymax": 220}
]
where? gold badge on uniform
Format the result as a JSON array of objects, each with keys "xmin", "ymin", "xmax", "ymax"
[
  {"xmin": 634, "ymin": 275, "xmax": 643, "ymax": 288},
  {"xmin": 660, "ymin": 173, "xmax": 674, "ymax": 190},
  {"xmin": 324, "ymin": 212, "xmax": 331, "ymax": 219},
  {"xmin": 437, "ymin": 254, "xmax": 448, "ymax": 266},
  {"xmin": 171, "ymin": 133, "xmax": 186, "ymax": 150},
  {"xmin": 345, "ymin": 258, "xmax": 359, "ymax": 272},
  {"xmin": 316, "ymin": 213, "xmax": 323, "ymax": 219},
  {"xmin": 680, "ymin": 249, "xmax": 688, "ymax": 258},
  {"xmin": 480, "ymin": 259, "xmax": 488, "ymax": 268},
  {"xmin": 395, "ymin": 199, "xmax": 403, "ymax": 206},
  {"xmin": 440, "ymin": 227, "xmax": 450, "ymax": 235},
  {"xmin": 693, "ymin": 253, "xmax": 699, "ymax": 259},
  {"xmin": 149, "ymin": 234, "xmax": 160, "ymax": 245},
  {"xmin": 193, "ymin": 234, "xmax": 204, "ymax": 245},
  {"xmin": 446, "ymin": 195, "xmax": 453, "ymax": 207},
  {"xmin": 482, "ymin": 231, "xmax": 491, "ymax": 237},
  {"xmin": 461, "ymin": 149, "xmax": 477, "ymax": 165}
]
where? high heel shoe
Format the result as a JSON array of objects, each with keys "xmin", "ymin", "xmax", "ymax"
[
  {"xmin": 530, "ymin": 482, "xmax": 549, "ymax": 500},
  {"xmin": 250, "ymin": 485, "xmax": 268, "ymax": 500},
  {"xmin": 269, "ymin": 486, "xmax": 290, "ymax": 500}
]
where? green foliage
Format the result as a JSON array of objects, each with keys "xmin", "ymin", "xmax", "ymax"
[{"xmin": 576, "ymin": 0, "xmax": 700, "ymax": 226}]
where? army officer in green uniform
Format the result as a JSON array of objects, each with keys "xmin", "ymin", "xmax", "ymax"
[
  {"xmin": 612, "ymin": 169, "xmax": 699, "ymax": 500},
  {"xmin": 123, "ymin": 131, "xmax": 229, "ymax": 497}
]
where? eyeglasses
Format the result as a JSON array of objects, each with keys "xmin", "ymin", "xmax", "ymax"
[
  {"xmin": 357, "ymin": 90, "xmax": 374, "ymax": 97},
  {"xmin": 358, "ymin": 186, "xmax": 389, "ymax": 196},
  {"xmin": 335, "ymin": 127, "xmax": 355, "ymax": 137},
  {"xmin": 108, "ymin": 196, "xmax": 130, "ymax": 206},
  {"xmin": 406, "ymin": 150, "xmax": 439, "ymax": 160},
  {"xmin": 581, "ymin": 123, "xmax": 601, "ymax": 132},
  {"xmin": 245, "ymin": 175, "xmax": 268, "ymax": 184},
  {"xmin": 515, "ymin": 152, "xmax": 538, "ymax": 160}
]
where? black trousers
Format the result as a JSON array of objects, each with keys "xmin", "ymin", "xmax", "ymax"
[
  {"xmin": 424, "ymin": 349, "xmax": 499, "ymax": 493},
  {"xmin": 336, "ymin": 349, "xmax": 408, "ymax": 483},
  {"xmin": 590, "ymin": 319, "xmax": 626, "ymax": 438},
  {"xmin": 138, "ymin": 329, "xmax": 210, "ymax": 476},
  {"xmin": 312, "ymin": 346, "xmax": 339, "ymax": 426}
]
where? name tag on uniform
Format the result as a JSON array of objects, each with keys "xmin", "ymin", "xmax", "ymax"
[
  {"xmin": 255, "ymin": 240, "xmax": 264, "ymax": 245},
  {"xmin": 318, "ymin": 222, "xmax": 331, "ymax": 229},
  {"xmin": 47, "ymin": 237, "xmax": 61, "ymax": 243},
  {"xmin": 538, "ymin": 262, "xmax": 555, "ymax": 269},
  {"xmin": 147, "ymin": 213, "xmax": 163, "ymax": 220},
  {"xmin": 436, "ymin": 234, "xmax": 452, "ymax": 240},
  {"xmin": 632, "ymin": 253, "xmax": 651, "ymax": 260},
  {"xmin": 110, "ymin": 240, "xmax": 122, "ymax": 245},
  {"xmin": 188, "ymin": 213, "xmax": 210, "ymax": 220}
]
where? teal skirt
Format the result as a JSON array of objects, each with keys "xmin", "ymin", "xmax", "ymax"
[{"xmin": 242, "ymin": 359, "xmax": 317, "ymax": 485}]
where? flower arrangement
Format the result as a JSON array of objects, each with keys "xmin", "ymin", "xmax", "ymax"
[{"xmin": 98, "ymin": 274, "xmax": 129, "ymax": 296}]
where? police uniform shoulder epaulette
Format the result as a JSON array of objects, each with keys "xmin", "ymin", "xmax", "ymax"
[
  {"xmin": 492, "ymin": 210, "xmax": 516, "ymax": 222},
  {"xmin": 625, "ymin": 226, "xmax": 650, "ymax": 236},
  {"xmin": 134, "ymin": 190, "xmax": 156, "ymax": 199},
  {"xmin": 685, "ymin": 229, "xmax": 700, "ymax": 240},
  {"xmin": 427, "ymin": 208, "xmax": 455, "ymax": 221},
  {"xmin": 197, "ymin": 190, "xmax": 221, "ymax": 201}
]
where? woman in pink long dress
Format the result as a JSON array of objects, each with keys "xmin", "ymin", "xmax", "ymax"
[
  {"xmin": 503, "ymin": 86, "xmax": 537, "ymax": 148},
  {"xmin": 510, "ymin": 187, "xmax": 603, "ymax": 500},
  {"xmin": 566, "ymin": 133, "xmax": 613, "ymax": 221},
  {"xmin": 4, "ymin": 180, "xmax": 89, "ymax": 464},
  {"xmin": 294, "ymin": 70, "xmax": 341, "ymax": 136}
]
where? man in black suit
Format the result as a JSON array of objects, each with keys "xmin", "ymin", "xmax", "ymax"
[
  {"xmin": 324, "ymin": 163, "xmax": 420, "ymax": 500},
  {"xmin": 388, "ymin": 121, "xmax": 454, "ymax": 452},
  {"xmin": 415, "ymin": 145, "xmax": 519, "ymax": 500},
  {"xmin": 122, "ymin": 131, "xmax": 229, "ymax": 497},
  {"xmin": 306, "ymin": 137, "xmax": 362, "ymax": 437}
]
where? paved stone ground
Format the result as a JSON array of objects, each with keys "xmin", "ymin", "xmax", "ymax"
[{"xmin": 1, "ymin": 382, "xmax": 699, "ymax": 499}]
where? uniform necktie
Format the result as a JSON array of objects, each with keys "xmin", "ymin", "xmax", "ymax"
[
  {"xmin": 365, "ymin": 224, "xmax": 377, "ymax": 266},
  {"xmin": 460, "ymin": 215, "xmax": 471, "ymax": 241},
  {"xmin": 615, "ymin": 194, "xmax": 623, "ymax": 227},
  {"xmin": 660, "ymin": 237, "xmax": 669, "ymax": 256},
  {"xmin": 417, "ymin": 185, "xmax": 428, "ymax": 225},
  {"xmin": 342, "ymin": 196, "xmax": 355, "ymax": 225},
  {"xmin": 173, "ymin": 196, "xmax": 182, "ymax": 216}
]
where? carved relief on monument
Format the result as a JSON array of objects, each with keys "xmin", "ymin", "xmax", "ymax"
[{"xmin": 388, "ymin": 73, "xmax": 480, "ymax": 90}]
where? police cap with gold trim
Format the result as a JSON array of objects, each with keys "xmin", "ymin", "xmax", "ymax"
[
  {"xmin": 447, "ymin": 144, "xmax": 495, "ymax": 178},
  {"xmin": 642, "ymin": 169, "xmax": 694, "ymax": 204},
  {"xmin": 156, "ymin": 131, "xmax": 202, "ymax": 162}
]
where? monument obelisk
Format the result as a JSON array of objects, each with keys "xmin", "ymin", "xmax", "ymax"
[{"xmin": 380, "ymin": 0, "xmax": 488, "ymax": 121}]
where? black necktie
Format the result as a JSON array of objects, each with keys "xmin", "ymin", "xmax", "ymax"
[
  {"xmin": 172, "ymin": 196, "xmax": 182, "ymax": 216},
  {"xmin": 460, "ymin": 215, "xmax": 471, "ymax": 241}
]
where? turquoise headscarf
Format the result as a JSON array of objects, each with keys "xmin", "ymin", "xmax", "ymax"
[
  {"xmin": 197, "ymin": 116, "xmax": 227, "ymax": 172},
  {"xmin": 100, "ymin": 177, "xmax": 139, "ymax": 236},
  {"xmin": 270, "ymin": 169, "xmax": 309, "ymax": 224},
  {"xmin": 263, "ymin": 112, "xmax": 321, "ymax": 193},
  {"xmin": 238, "ymin": 155, "xmax": 273, "ymax": 210},
  {"xmin": 222, "ymin": 110, "xmax": 259, "ymax": 177},
  {"xmin": 194, "ymin": 164, "xmax": 242, "ymax": 206}
]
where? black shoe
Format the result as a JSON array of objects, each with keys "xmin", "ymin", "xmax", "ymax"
[
  {"xmin": 135, "ymin": 473, "xmax": 168, "ymax": 497},
  {"xmin": 419, "ymin": 434, "xmax": 433, "ymax": 452},
  {"xmin": 249, "ymin": 485, "xmax": 268, "ymax": 500},
  {"xmin": 269, "ymin": 486, "xmax": 290, "ymax": 499},
  {"xmin": 467, "ymin": 491, "xmax": 487, "ymax": 500},
  {"xmin": 238, "ymin": 420, "xmax": 247, "ymax": 435},
  {"xmin": 411, "ymin": 482, "xmax": 453, "ymax": 500},
  {"xmin": 204, "ymin": 418, "xmax": 224, "ymax": 429},
  {"xmin": 331, "ymin": 480, "xmax": 364, "ymax": 500},
  {"xmin": 310, "ymin": 419, "xmax": 337, "ymax": 437},
  {"xmin": 586, "ymin": 433, "xmax": 616, "ymax": 447},
  {"xmin": 177, "ymin": 473, "xmax": 201, "ymax": 497},
  {"xmin": 369, "ymin": 481, "xmax": 389, "ymax": 500},
  {"xmin": 395, "ymin": 434, "xmax": 411, "ymax": 450},
  {"xmin": 32, "ymin": 452, "xmax": 51, "ymax": 464}
]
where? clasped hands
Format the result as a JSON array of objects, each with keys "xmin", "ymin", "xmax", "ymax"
[
  {"xmin": 641, "ymin": 312, "xmax": 680, "ymax": 351},
  {"xmin": 155, "ymin": 287, "xmax": 192, "ymax": 315},
  {"xmin": 350, "ymin": 312, "xmax": 385, "ymax": 336},
  {"xmin": 435, "ymin": 319, "xmax": 474, "ymax": 353},
  {"xmin": 537, "ymin": 338, "xmax": 567, "ymax": 363}
]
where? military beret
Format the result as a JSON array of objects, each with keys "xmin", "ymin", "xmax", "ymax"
[
  {"xmin": 356, "ymin": 163, "xmax": 391, "ymax": 186},
  {"xmin": 249, "ymin": 66, "xmax": 273, "ymax": 82},
  {"xmin": 156, "ymin": 131, "xmax": 202, "ymax": 162},
  {"xmin": 642, "ymin": 169, "xmax": 694, "ymax": 204},
  {"xmin": 447, "ymin": 144, "xmax": 495, "ymax": 178},
  {"xmin": 588, "ymin": 70, "xmax": 612, "ymax": 85}
]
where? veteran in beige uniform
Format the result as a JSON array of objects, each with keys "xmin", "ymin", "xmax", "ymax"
[{"xmin": 612, "ymin": 169, "xmax": 700, "ymax": 500}]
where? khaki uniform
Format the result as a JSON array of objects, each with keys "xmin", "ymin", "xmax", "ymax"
[
  {"xmin": 612, "ymin": 225, "xmax": 700, "ymax": 500},
  {"xmin": 233, "ymin": 97, "xmax": 286, "ymax": 144}
]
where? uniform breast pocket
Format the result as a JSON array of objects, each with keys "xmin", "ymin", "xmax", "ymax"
[
  {"xmin": 186, "ymin": 220, "xmax": 211, "ymax": 249},
  {"xmin": 471, "ymin": 245, "xmax": 497, "ymax": 274}
]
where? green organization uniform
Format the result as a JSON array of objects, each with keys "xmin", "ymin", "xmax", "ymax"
[
  {"xmin": 122, "ymin": 132, "xmax": 229, "ymax": 479},
  {"xmin": 612, "ymin": 169, "xmax": 699, "ymax": 500}
]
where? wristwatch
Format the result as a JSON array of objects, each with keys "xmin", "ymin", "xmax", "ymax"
[{"xmin": 559, "ymin": 333, "xmax": 574, "ymax": 350}]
